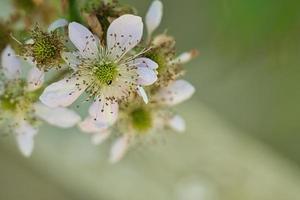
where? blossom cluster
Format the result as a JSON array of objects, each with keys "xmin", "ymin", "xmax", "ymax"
[{"xmin": 0, "ymin": 0, "xmax": 197, "ymax": 163}]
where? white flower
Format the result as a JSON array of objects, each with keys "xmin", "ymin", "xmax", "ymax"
[
  {"xmin": 0, "ymin": 45, "xmax": 81, "ymax": 157},
  {"xmin": 146, "ymin": 0, "xmax": 163, "ymax": 38},
  {"xmin": 79, "ymin": 79, "xmax": 195, "ymax": 163},
  {"xmin": 40, "ymin": 14, "xmax": 158, "ymax": 126}
]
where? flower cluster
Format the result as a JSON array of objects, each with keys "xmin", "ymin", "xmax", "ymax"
[{"xmin": 0, "ymin": 0, "xmax": 197, "ymax": 163}]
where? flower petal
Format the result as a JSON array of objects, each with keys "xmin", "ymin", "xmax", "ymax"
[
  {"xmin": 132, "ymin": 57, "xmax": 158, "ymax": 70},
  {"xmin": 170, "ymin": 49, "xmax": 199, "ymax": 65},
  {"xmin": 154, "ymin": 80, "xmax": 195, "ymax": 106},
  {"xmin": 145, "ymin": 0, "xmax": 163, "ymax": 37},
  {"xmin": 91, "ymin": 129, "xmax": 111, "ymax": 145},
  {"xmin": 168, "ymin": 115, "xmax": 186, "ymax": 133},
  {"xmin": 1, "ymin": 45, "xmax": 21, "ymax": 79},
  {"xmin": 27, "ymin": 67, "xmax": 45, "ymax": 91},
  {"xmin": 68, "ymin": 22, "xmax": 99, "ymax": 59},
  {"xmin": 89, "ymin": 100, "xmax": 119, "ymax": 126},
  {"xmin": 39, "ymin": 77, "xmax": 86, "ymax": 108},
  {"xmin": 15, "ymin": 120, "xmax": 38, "ymax": 157},
  {"xmin": 137, "ymin": 67, "xmax": 157, "ymax": 86},
  {"xmin": 48, "ymin": 18, "xmax": 68, "ymax": 33},
  {"xmin": 79, "ymin": 116, "xmax": 107, "ymax": 133},
  {"xmin": 34, "ymin": 103, "xmax": 81, "ymax": 128},
  {"xmin": 107, "ymin": 14, "xmax": 143, "ymax": 59},
  {"xmin": 61, "ymin": 51, "xmax": 81, "ymax": 70},
  {"xmin": 137, "ymin": 86, "xmax": 149, "ymax": 104},
  {"xmin": 109, "ymin": 135, "xmax": 130, "ymax": 164}
]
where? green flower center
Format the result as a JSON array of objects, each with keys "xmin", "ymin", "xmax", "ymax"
[
  {"xmin": 33, "ymin": 36, "xmax": 60, "ymax": 62},
  {"xmin": 0, "ymin": 96, "xmax": 17, "ymax": 111},
  {"xmin": 0, "ymin": 80, "xmax": 39, "ymax": 113},
  {"xmin": 0, "ymin": 81, "xmax": 40, "ymax": 127},
  {"xmin": 130, "ymin": 107, "xmax": 152, "ymax": 133},
  {"xmin": 26, "ymin": 28, "xmax": 64, "ymax": 70},
  {"xmin": 92, "ymin": 62, "xmax": 118, "ymax": 86},
  {"xmin": 0, "ymin": 80, "xmax": 24, "ymax": 111}
]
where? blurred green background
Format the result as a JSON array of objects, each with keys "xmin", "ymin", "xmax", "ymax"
[{"xmin": 1, "ymin": 0, "xmax": 300, "ymax": 199}]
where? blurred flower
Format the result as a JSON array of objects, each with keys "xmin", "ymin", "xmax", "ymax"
[
  {"xmin": 40, "ymin": 14, "xmax": 158, "ymax": 126},
  {"xmin": 79, "ymin": 79, "xmax": 195, "ymax": 163},
  {"xmin": 0, "ymin": 45, "xmax": 80, "ymax": 157}
]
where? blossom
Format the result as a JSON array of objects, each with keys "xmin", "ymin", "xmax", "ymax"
[
  {"xmin": 0, "ymin": 45, "xmax": 80, "ymax": 157},
  {"xmin": 79, "ymin": 79, "xmax": 195, "ymax": 163},
  {"xmin": 40, "ymin": 14, "xmax": 158, "ymax": 126},
  {"xmin": 73, "ymin": 2, "xmax": 196, "ymax": 163}
]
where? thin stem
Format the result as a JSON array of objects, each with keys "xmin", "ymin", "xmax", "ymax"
[{"xmin": 67, "ymin": 0, "xmax": 82, "ymax": 22}]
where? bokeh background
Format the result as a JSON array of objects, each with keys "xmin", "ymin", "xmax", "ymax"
[{"xmin": 1, "ymin": 0, "xmax": 300, "ymax": 199}]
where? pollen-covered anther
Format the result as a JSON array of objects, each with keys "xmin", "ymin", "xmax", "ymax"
[
  {"xmin": 23, "ymin": 27, "xmax": 64, "ymax": 71},
  {"xmin": 91, "ymin": 62, "xmax": 118, "ymax": 86}
]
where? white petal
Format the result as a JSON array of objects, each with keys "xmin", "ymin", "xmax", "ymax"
[
  {"xmin": 170, "ymin": 49, "xmax": 199, "ymax": 65},
  {"xmin": 27, "ymin": 67, "xmax": 45, "ymax": 91},
  {"xmin": 79, "ymin": 116, "xmax": 107, "ymax": 133},
  {"xmin": 137, "ymin": 67, "xmax": 157, "ymax": 86},
  {"xmin": 39, "ymin": 77, "xmax": 86, "ymax": 108},
  {"xmin": 146, "ymin": 0, "xmax": 163, "ymax": 37},
  {"xmin": 89, "ymin": 100, "xmax": 119, "ymax": 126},
  {"xmin": 154, "ymin": 80, "xmax": 195, "ymax": 106},
  {"xmin": 61, "ymin": 51, "xmax": 81, "ymax": 70},
  {"xmin": 137, "ymin": 86, "xmax": 148, "ymax": 104},
  {"xmin": 168, "ymin": 115, "xmax": 186, "ymax": 133},
  {"xmin": 109, "ymin": 135, "xmax": 130, "ymax": 164},
  {"xmin": 1, "ymin": 45, "xmax": 21, "ymax": 79},
  {"xmin": 131, "ymin": 57, "xmax": 158, "ymax": 69},
  {"xmin": 107, "ymin": 14, "xmax": 143, "ymax": 59},
  {"xmin": 68, "ymin": 22, "xmax": 99, "ymax": 59},
  {"xmin": 34, "ymin": 103, "xmax": 81, "ymax": 128},
  {"xmin": 48, "ymin": 18, "xmax": 68, "ymax": 32},
  {"xmin": 15, "ymin": 120, "xmax": 38, "ymax": 157},
  {"xmin": 91, "ymin": 129, "xmax": 111, "ymax": 145}
]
